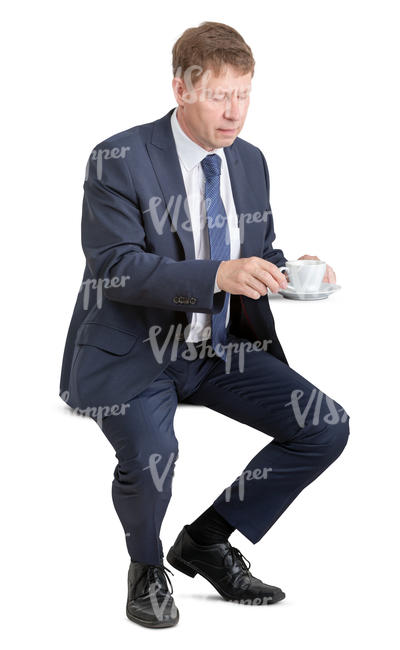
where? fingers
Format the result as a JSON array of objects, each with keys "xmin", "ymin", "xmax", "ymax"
[
  {"xmin": 244, "ymin": 272, "xmax": 286, "ymax": 298},
  {"xmin": 323, "ymin": 265, "xmax": 336, "ymax": 284},
  {"xmin": 221, "ymin": 257, "xmax": 288, "ymax": 299},
  {"xmin": 327, "ymin": 264, "xmax": 336, "ymax": 284},
  {"xmin": 242, "ymin": 284, "xmax": 263, "ymax": 300},
  {"xmin": 260, "ymin": 272, "xmax": 281, "ymax": 293},
  {"xmin": 243, "ymin": 272, "xmax": 281, "ymax": 298},
  {"xmin": 244, "ymin": 276, "xmax": 270, "ymax": 298},
  {"xmin": 255, "ymin": 259, "xmax": 288, "ymax": 292}
]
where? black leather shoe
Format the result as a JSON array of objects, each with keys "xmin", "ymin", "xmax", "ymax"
[
  {"xmin": 126, "ymin": 560, "xmax": 179, "ymax": 628},
  {"xmin": 167, "ymin": 525, "xmax": 285, "ymax": 605}
]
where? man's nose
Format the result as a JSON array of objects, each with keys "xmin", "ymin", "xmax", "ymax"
[{"xmin": 224, "ymin": 96, "xmax": 241, "ymax": 121}]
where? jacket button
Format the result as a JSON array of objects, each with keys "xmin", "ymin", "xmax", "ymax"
[
  {"xmin": 173, "ymin": 296, "xmax": 179, "ymax": 304},
  {"xmin": 189, "ymin": 297, "xmax": 197, "ymax": 305}
]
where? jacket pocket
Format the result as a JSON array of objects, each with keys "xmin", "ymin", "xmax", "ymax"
[{"xmin": 75, "ymin": 322, "xmax": 138, "ymax": 356}]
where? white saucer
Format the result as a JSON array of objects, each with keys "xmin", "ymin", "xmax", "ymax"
[{"xmin": 278, "ymin": 283, "xmax": 341, "ymax": 301}]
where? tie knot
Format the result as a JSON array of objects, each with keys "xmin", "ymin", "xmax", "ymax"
[{"xmin": 201, "ymin": 154, "xmax": 221, "ymax": 180}]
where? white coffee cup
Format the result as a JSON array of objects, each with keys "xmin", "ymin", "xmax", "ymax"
[{"xmin": 279, "ymin": 259, "xmax": 326, "ymax": 293}]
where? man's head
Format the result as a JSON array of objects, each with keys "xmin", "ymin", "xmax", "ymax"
[{"xmin": 171, "ymin": 22, "xmax": 255, "ymax": 152}]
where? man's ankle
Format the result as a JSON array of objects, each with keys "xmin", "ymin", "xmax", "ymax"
[{"xmin": 186, "ymin": 505, "xmax": 235, "ymax": 546}]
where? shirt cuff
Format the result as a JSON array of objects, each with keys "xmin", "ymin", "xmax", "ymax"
[{"xmin": 214, "ymin": 272, "xmax": 221, "ymax": 293}]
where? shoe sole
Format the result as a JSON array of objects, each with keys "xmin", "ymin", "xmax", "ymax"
[
  {"xmin": 126, "ymin": 607, "xmax": 179, "ymax": 628},
  {"xmin": 166, "ymin": 548, "xmax": 285, "ymax": 605}
]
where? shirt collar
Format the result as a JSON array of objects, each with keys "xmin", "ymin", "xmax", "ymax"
[{"xmin": 170, "ymin": 106, "xmax": 224, "ymax": 172}]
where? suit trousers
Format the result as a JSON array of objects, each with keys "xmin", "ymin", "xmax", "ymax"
[{"xmin": 91, "ymin": 333, "xmax": 350, "ymax": 565}]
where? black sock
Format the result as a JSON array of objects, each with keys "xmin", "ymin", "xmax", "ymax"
[{"xmin": 187, "ymin": 505, "xmax": 235, "ymax": 546}]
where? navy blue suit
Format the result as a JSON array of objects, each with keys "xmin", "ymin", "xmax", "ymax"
[
  {"xmin": 59, "ymin": 108, "xmax": 350, "ymax": 564},
  {"xmin": 60, "ymin": 108, "xmax": 288, "ymax": 412}
]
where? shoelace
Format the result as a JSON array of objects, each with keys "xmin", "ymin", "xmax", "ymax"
[
  {"xmin": 224, "ymin": 546, "xmax": 252, "ymax": 574},
  {"xmin": 146, "ymin": 564, "xmax": 175, "ymax": 595}
]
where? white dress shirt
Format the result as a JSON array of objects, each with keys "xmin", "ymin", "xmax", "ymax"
[{"xmin": 170, "ymin": 106, "xmax": 241, "ymax": 343}]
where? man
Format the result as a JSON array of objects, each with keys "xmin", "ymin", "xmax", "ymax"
[{"xmin": 59, "ymin": 21, "xmax": 350, "ymax": 628}]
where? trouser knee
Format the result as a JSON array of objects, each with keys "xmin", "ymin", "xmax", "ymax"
[
  {"xmin": 326, "ymin": 414, "xmax": 350, "ymax": 458},
  {"xmin": 112, "ymin": 438, "xmax": 179, "ymax": 495},
  {"xmin": 295, "ymin": 405, "xmax": 350, "ymax": 466},
  {"xmin": 316, "ymin": 410, "xmax": 350, "ymax": 465}
]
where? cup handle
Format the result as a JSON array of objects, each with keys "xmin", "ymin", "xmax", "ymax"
[{"xmin": 278, "ymin": 266, "xmax": 294, "ymax": 290}]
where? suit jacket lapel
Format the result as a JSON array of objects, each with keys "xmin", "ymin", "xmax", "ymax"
[
  {"xmin": 224, "ymin": 145, "xmax": 260, "ymax": 259},
  {"xmin": 146, "ymin": 109, "xmax": 196, "ymax": 260}
]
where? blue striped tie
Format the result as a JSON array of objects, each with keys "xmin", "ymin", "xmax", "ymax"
[{"xmin": 201, "ymin": 154, "xmax": 230, "ymax": 360}]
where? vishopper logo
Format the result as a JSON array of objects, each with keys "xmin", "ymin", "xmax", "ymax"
[
  {"xmin": 142, "ymin": 194, "xmax": 271, "ymax": 245},
  {"xmin": 285, "ymin": 388, "xmax": 349, "ymax": 428},
  {"xmin": 142, "ymin": 324, "xmax": 273, "ymax": 374},
  {"xmin": 224, "ymin": 467, "xmax": 272, "ymax": 502},
  {"xmin": 79, "ymin": 275, "xmax": 131, "ymax": 310},
  {"xmin": 60, "ymin": 391, "xmax": 130, "ymax": 426},
  {"xmin": 174, "ymin": 66, "xmax": 213, "ymax": 104},
  {"xmin": 174, "ymin": 65, "xmax": 251, "ymax": 105},
  {"xmin": 142, "ymin": 194, "xmax": 189, "ymax": 236},
  {"xmin": 231, "ymin": 596, "xmax": 273, "ymax": 605},
  {"xmin": 85, "ymin": 145, "xmax": 131, "ymax": 181},
  {"xmin": 143, "ymin": 452, "xmax": 178, "ymax": 493},
  {"xmin": 148, "ymin": 582, "xmax": 178, "ymax": 623}
]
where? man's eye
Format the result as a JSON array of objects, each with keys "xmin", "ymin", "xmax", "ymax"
[{"xmin": 211, "ymin": 93, "xmax": 249, "ymax": 101}]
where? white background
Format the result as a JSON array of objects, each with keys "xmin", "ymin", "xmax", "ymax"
[{"xmin": 2, "ymin": 0, "xmax": 399, "ymax": 647}]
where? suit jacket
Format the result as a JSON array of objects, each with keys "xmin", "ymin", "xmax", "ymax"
[{"xmin": 59, "ymin": 107, "xmax": 289, "ymax": 412}]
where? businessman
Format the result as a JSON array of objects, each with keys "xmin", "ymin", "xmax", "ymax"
[{"xmin": 60, "ymin": 21, "xmax": 350, "ymax": 628}]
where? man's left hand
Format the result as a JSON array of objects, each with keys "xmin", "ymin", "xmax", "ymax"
[{"xmin": 297, "ymin": 254, "xmax": 336, "ymax": 284}]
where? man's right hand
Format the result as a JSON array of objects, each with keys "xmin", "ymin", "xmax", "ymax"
[{"xmin": 216, "ymin": 257, "xmax": 288, "ymax": 299}]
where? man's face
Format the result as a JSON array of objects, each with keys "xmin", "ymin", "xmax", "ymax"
[{"xmin": 172, "ymin": 64, "xmax": 252, "ymax": 151}]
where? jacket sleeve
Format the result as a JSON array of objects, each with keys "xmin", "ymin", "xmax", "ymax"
[
  {"xmin": 81, "ymin": 147, "xmax": 226, "ymax": 314},
  {"xmin": 257, "ymin": 148, "xmax": 288, "ymax": 269}
]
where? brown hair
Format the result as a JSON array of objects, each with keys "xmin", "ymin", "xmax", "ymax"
[{"xmin": 172, "ymin": 21, "xmax": 255, "ymax": 83}]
